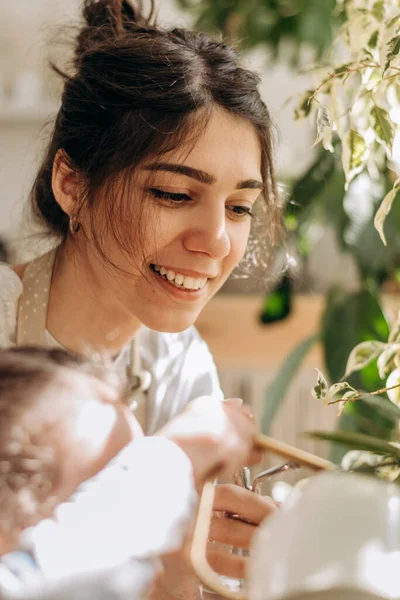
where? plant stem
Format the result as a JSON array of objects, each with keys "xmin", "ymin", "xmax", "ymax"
[
  {"xmin": 327, "ymin": 382, "xmax": 400, "ymax": 406},
  {"xmin": 310, "ymin": 62, "xmax": 379, "ymax": 101}
]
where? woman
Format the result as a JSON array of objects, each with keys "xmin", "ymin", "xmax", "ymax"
[{"xmin": 0, "ymin": 0, "xmax": 281, "ymax": 597}]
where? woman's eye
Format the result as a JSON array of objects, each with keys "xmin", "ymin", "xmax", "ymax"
[
  {"xmin": 149, "ymin": 188, "xmax": 191, "ymax": 203},
  {"xmin": 228, "ymin": 205, "xmax": 254, "ymax": 218}
]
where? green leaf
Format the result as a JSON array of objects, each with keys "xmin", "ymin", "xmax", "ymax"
[
  {"xmin": 386, "ymin": 15, "xmax": 400, "ymax": 30},
  {"xmin": 289, "ymin": 147, "xmax": 338, "ymax": 216},
  {"xmin": 362, "ymin": 393, "xmax": 400, "ymax": 422},
  {"xmin": 370, "ymin": 105, "xmax": 394, "ymax": 154},
  {"xmin": 297, "ymin": 0, "xmax": 337, "ymax": 60},
  {"xmin": 333, "ymin": 63, "xmax": 352, "ymax": 77},
  {"xmin": 294, "ymin": 90, "xmax": 314, "ymax": 120},
  {"xmin": 312, "ymin": 368, "xmax": 329, "ymax": 402},
  {"xmin": 261, "ymin": 333, "xmax": 319, "ymax": 434},
  {"xmin": 385, "ymin": 35, "xmax": 400, "ymax": 73},
  {"xmin": 322, "ymin": 288, "xmax": 389, "ymax": 388},
  {"xmin": 342, "ymin": 130, "xmax": 368, "ymax": 189},
  {"xmin": 333, "ymin": 399, "xmax": 396, "ymax": 464},
  {"xmin": 367, "ymin": 30, "xmax": 379, "ymax": 49},
  {"xmin": 345, "ymin": 340, "xmax": 387, "ymax": 377},
  {"xmin": 374, "ymin": 179, "xmax": 400, "ymax": 246},
  {"xmin": 343, "ymin": 172, "xmax": 400, "ymax": 275},
  {"xmin": 307, "ymin": 430, "xmax": 400, "ymax": 459},
  {"xmin": 371, "ymin": 1, "xmax": 385, "ymax": 22}
]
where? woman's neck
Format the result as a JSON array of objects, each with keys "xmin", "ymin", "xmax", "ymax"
[{"xmin": 46, "ymin": 242, "xmax": 142, "ymax": 357}]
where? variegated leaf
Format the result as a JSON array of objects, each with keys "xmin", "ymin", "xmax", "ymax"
[
  {"xmin": 377, "ymin": 345, "xmax": 400, "ymax": 379},
  {"xmin": 326, "ymin": 381, "xmax": 358, "ymax": 403},
  {"xmin": 337, "ymin": 388, "xmax": 360, "ymax": 415},
  {"xmin": 312, "ymin": 104, "xmax": 333, "ymax": 151},
  {"xmin": 374, "ymin": 177, "xmax": 400, "ymax": 245},
  {"xmin": 342, "ymin": 129, "xmax": 368, "ymax": 190},
  {"xmin": 370, "ymin": 105, "xmax": 394, "ymax": 154},
  {"xmin": 385, "ymin": 34, "xmax": 400, "ymax": 73},
  {"xmin": 345, "ymin": 340, "xmax": 387, "ymax": 377},
  {"xmin": 312, "ymin": 369, "xmax": 329, "ymax": 402}
]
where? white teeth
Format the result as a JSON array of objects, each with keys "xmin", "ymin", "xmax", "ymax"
[
  {"xmin": 152, "ymin": 264, "xmax": 207, "ymax": 290},
  {"xmin": 183, "ymin": 277, "xmax": 194, "ymax": 289}
]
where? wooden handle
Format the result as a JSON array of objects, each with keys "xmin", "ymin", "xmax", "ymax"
[
  {"xmin": 191, "ymin": 481, "xmax": 247, "ymax": 600},
  {"xmin": 191, "ymin": 436, "xmax": 334, "ymax": 599},
  {"xmin": 254, "ymin": 433, "xmax": 335, "ymax": 472}
]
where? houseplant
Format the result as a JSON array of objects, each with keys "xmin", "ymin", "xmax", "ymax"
[
  {"xmin": 179, "ymin": 0, "xmax": 400, "ymax": 465},
  {"xmin": 298, "ymin": 0, "xmax": 400, "ymax": 471},
  {"xmin": 272, "ymin": 0, "xmax": 400, "ymax": 466}
]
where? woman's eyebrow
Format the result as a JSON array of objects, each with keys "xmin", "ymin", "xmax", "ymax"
[
  {"xmin": 144, "ymin": 162, "xmax": 263, "ymax": 190},
  {"xmin": 144, "ymin": 162, "xmax": 215, "ymax": 184},
  {"xmin": 237, "ymin": 179, "xmax": 263, "ymax": 190}
]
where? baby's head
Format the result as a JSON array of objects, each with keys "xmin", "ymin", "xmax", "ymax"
[{"xmin": 0, "ymin": 346, "xmax": 139, "ymax": 554}]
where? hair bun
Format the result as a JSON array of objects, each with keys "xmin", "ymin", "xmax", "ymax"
[{"xmin": 75, "ymin": 0, "xmax": 155, "ymax": 62}]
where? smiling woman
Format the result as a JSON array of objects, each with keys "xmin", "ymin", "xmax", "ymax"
[{"xmin": 0, "ymin": 0, "xmax": 282, "ymax": 598}]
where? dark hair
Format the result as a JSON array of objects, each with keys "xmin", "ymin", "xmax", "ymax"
[
  {"xmin": 0, "ymin": 346, "xmax": 121, "ymax": 534},
  {"xmin": 31, "ymin": 0, "xmax": 281, "ymax": 273}
]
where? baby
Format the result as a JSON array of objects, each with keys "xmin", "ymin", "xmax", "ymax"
[
  {"xmin": 0, "ymin": 346, "xmax": 261, "ymax": 599},
  {"xmin": 0, "ymin": 346, "xmax": 138, "ymax": 556}
]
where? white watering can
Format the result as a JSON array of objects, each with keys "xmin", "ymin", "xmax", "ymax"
[{"xmin": 191, "ymin": 434, "xmax": 400, "ymax": 600}]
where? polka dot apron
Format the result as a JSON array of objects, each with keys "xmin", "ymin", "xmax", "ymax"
[{"xmin": 16, "ymin": 248, "xmax": 150, "ymax": 429}]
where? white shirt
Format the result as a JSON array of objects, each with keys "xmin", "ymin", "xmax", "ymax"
[
  {"xmin": 0, "ymin": 263, "xmax": 223, "ymax": 595},
  {"xmin": 0, "ymin": 561, "xmax": 158, "ymax": 600}
]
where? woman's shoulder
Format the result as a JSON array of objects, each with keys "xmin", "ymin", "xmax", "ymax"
[{"xmin": 0, "ymin": 264, "xmax": 23, "ymax": 347}]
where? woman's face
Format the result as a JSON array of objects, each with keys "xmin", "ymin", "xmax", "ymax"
[{"xmin": 87, "ymin": 109, "xmax": 263, "ymax": 333}]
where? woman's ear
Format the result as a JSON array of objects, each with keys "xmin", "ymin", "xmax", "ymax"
[{"xmin": 52, "ymin": 150, "xmax": 82, "ymax": 216}]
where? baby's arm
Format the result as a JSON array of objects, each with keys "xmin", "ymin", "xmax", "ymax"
[{"xmin": 28, "ymin": 436, "xmax": 197, "ymax": 580}]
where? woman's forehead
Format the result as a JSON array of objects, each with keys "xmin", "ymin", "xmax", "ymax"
[{"xmin": 143, "ymin": 109, "xmax": 263, "ymax": 184}]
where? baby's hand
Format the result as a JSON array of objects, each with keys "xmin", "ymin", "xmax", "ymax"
[{"xmin": 156, "ymin": 396, "xmax": 261, "ymax": 488}]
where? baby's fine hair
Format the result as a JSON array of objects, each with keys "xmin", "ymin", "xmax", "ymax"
[{"xmin": 0, "ymin": 346, "xmax": 121, "ymax": 535}]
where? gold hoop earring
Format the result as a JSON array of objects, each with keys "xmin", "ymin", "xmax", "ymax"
[{"xmin": 69, "ymin": 212, "xmax": 80, "ymax": 234}]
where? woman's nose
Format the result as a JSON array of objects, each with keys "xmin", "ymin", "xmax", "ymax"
[{"xmin": 183, "ymin": 207, "xmax": 231, "ymax": 259}]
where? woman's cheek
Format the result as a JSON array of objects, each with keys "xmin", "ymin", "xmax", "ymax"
[{"xmin": 230, "ymin": 223, "xmax": 251, "ymax": 266}]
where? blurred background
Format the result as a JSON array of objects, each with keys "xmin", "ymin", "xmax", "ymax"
[{"xmin": 2, "ymin": 0, "xmax": 400, "ymax": 487}]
